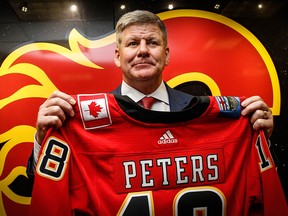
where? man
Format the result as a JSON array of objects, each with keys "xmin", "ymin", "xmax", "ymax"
[
  {"xmin": 29, "ymin": 10, "xmax": 286, "ymax": 216},
  {"xmin": 27, "ymin": 10, "xmax": 274, "ymax": 176}
]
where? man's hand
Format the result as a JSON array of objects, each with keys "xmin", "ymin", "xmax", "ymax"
[
  {"xmin": 36, "ymin": 91, "xmax": 76, "ymax": 145},
  {"xmin": 241, "ymin": 96, "xmax": 273, "ymax": 139}
]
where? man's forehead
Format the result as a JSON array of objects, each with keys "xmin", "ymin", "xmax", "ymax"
[{"xmin": 122, "ymin": 24, "xmax": 163, "ymax": 39}]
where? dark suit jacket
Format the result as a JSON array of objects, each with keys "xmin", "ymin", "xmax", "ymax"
[
  {"xmin": 26, "ymin": 82, "xmax": 194, "ymax": 181},
  {"xmin": 112, "ymin": 82, "xmax": 194, "ymax": 112}
]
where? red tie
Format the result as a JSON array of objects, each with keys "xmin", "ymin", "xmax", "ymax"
[{"xmin": 141, "ymin": 97, "xmax": 156, "ymax": 110}]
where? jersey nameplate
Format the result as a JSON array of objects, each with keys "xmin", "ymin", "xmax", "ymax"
[
  {"xmin": 78, "ymin": 93, "xmax": 112, "ymax": 130},
  {"xmin": 114, "ymin": 148, "xmax": 225, "ymax": 193}
]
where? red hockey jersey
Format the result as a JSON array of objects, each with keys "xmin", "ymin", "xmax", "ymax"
[{"xmin": 29, "ymin": 93, "xmax": 287, "ymax": 216}]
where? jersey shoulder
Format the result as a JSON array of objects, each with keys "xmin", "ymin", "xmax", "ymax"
[{"xmin": 210, "ymin": 96, "xmax": 242, "ymax": 118}]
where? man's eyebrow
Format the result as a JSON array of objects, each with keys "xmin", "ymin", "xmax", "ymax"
[
  {"xmin": 125, "ymin": 35, "xmax": 140, "ymax": 41},
  {"xmin": 124, "ymin": 34, "xmax": 162, "ymax": 44}
]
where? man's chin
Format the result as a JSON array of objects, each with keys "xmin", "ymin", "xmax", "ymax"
[
  {"xmin": 135, "ymin": 74, "xmax": 155, "ymax": 81},
  {"xmin": 132, "ymin": 70, "xmax": 155, "ymax": 80}
]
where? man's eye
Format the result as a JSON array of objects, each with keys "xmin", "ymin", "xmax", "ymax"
[
  {"xmin": 128, "ymin": 42, "xmax": 137, "ymax": 46},
  {"xmin": 149, "ymin": 41, "xmax": 159, "ymax": 46}
]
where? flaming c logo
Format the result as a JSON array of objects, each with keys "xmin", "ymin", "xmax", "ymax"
[{"xmin": 0, "ymin": 9, "xmax": 280, "ymax": 215}]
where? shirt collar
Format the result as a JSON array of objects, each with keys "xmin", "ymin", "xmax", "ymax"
[{"xmin": 121, "ymin": 81, "xmax": 169, "ymax": 105}]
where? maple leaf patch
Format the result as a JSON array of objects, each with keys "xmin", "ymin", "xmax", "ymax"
[
  {"xmin": 88, "ymin": 101, "xmax": 102, "ymax": 118},
  {"xmin": 78, "ymin": 94, "xmax": 112, "ymax": 130}
]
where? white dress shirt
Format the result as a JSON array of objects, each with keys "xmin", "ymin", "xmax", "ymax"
[{"xmin": 121, "ymin": 80, "xmax": 170, "ymax": 111}]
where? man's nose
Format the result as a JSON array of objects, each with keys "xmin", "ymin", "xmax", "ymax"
[{"xmin": 137, "ymin": 40, "xmax": 149, "ymax": 57}]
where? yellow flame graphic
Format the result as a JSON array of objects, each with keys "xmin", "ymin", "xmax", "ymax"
[
  {"xmin": 0, "ymin": 28, "xmax": 116, "ymax": 215},
  {"xmin": 0, "ymin": 126, "xmax": 35, "ymax": 215}
]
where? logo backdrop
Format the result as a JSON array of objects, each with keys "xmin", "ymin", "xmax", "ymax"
[{"xmin": 0, "ymin": 9, "xmax": 280, "ymax": 216}]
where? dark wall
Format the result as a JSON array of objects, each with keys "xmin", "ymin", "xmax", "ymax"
[{"xmin": 233, "ymin": 9, "xmax": 288, "ymax": 197}]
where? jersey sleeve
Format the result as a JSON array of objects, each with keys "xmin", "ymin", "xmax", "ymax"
[
  {"xmin": 29, "ymin": 130, "xmax": 71, "ymax": 215},
  {"xmin": 251, "ymin": 130, "xmax": 287, "ymax": 215},
  {"xmin": 29, "ymin": 129, "xmax": 94, "ymax": 215}
]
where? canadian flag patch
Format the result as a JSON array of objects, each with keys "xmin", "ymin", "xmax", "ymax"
[{"xmin": 77, "ymin": 94, "xmax": 112, "ymax": 130}]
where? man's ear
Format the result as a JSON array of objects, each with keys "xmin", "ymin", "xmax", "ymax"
[
  {"xmin": 165, "ymin": 47, "xmax": 170, "ymax": 65},
  {"xmin": 114, "ymin": 49, "xmax": 121, "ymax": 68}
]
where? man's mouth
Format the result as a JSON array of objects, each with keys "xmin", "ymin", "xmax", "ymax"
[
  {"xmin": 134, "ymin": 62, "xmax": 150, "ymax": 65},
  {"xmin": 132, "ymin": 61, "xmax": 154, "ymax": 67}
]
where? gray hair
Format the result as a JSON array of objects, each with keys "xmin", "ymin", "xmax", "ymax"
[{"xmin": 115, "ymin": 10, "xmax": 168, "ymax": 47}]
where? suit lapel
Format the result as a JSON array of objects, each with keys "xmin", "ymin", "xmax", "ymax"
[
  {"xmin": 165, "ymin": 83, "xmax": 194, "ymax": 111},
  {"xmin": 111, "ymin": 83, "xmax": 194, "ymax": 112}
]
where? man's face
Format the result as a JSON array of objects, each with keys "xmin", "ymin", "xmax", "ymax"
[{"xmin": 114, "ymin": 23, "xmax": 170, "ymax": 89}]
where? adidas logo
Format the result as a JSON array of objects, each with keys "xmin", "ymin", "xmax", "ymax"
[{"xmin": 158, "ymin": 130, "xmax": 178, "ymax": 144}]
